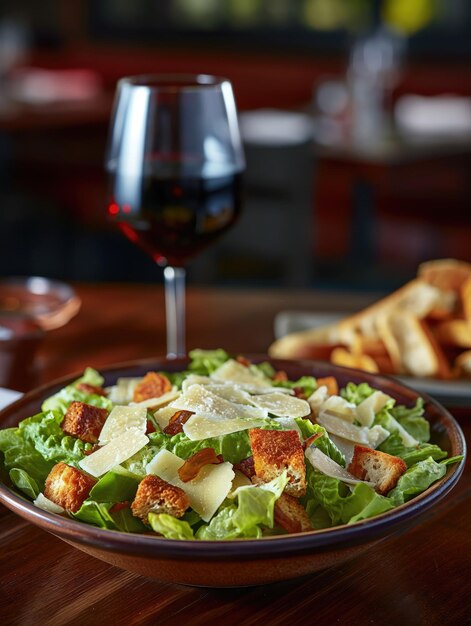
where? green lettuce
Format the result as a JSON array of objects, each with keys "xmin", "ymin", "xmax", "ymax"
[
  {"xmin": 42, "ymin": 368, "xmax": 113, "ymax": 416},
  {"xmin": 0, "ymin": 426, "xmax": 54, "ymax": 488},
  {"xmin": 196, "ymin": 473, "xmax": 288, "ymax": 540},
  {"xmin": 378, "ymin": 431, "xmax": 447, "ymax": 466},
  {"xmin": 9, "ymin": 468, "xmax": 40, "ymax": 499},
  {"xmin": 72, "ymin": 500, "xmax": 146, "ymax": 532},
  {"xmin": 341, "ymin": 382, "xmax": 377, "ymax": 405},
  {"xmin": 295, "ymin": 418, "xmax": 346, "ymax": 466},
  {"xmin": 18, "ymin": 411, "xmax": 92, "ymax": 466},
  {"xmin": 148, "ymin": 513, "xmax": 194, "ymax": 539},
  {"xmin": 120, "ymin": 428, "xmax": 257, "ymax": 477},
  {"xmin": 273, "ymin": 376, "xmax": 317, "ymax": 398},
  {"xmin": 390, "ymin": 398, "xmax": 429, "ymax": 442},
  {"xmin": 307, "ymin": 470, "xmax": 394, "ymax": 526},
  {"xmin": 388, "ymin": 457, "xmax": 447, "ymax": 506},
  {"xmin": 89, "ymin": 466, "xmax": 140, "ymax": 503},
  {"xmin": 188, "ymin": 349, "xmax": 230, "ymax": 375}
]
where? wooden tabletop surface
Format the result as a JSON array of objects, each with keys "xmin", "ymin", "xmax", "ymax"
[{"xmin": 1, "ymin": 283, "xmax": 469, "ymax": 626}]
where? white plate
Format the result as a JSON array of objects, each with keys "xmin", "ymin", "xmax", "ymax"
[
  {"xmin": 274, "ymin": 311, "xmax": 471, "ymax": 407},
  {"xmin": 0, "ymin": 388, "xmax": 22, "ymax": 411}
]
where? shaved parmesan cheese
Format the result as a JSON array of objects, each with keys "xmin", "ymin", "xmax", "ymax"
[
  {"xmin": 367, "ymin": 425, "xmax": 391, "ymax": 448},
  {"xmin": 153, "ymin": 405, "xmax": 178, "ymax": 431},
  {"xmin": 320, "ymin": 396, "xmax": 357, "ymax": 423},
  {"xmin": 130, "ymin": 388, "xmax": 180, "ymax": 409},
  {"xmin": 307, "ymin": 386, "xmax": 329, "ymax": 416},
  {"xmin": 99, "ymin": 405, "xmax": 147, "ymax": 443},
  {"xmin": 181, "ymin": 374, "xmax": 212, "ymax": 392},
  {"xmin": 210, "ymin": 359, "xmax": 274, "ymax": 392},
  {"xmin": 106, "ymin": 377, "xmax": 141, "ymax": 404},
  {"xmin": 317, "ymin": 413, "xmax": 370, "ymax": 444},
  {"xmin": 248, "ymin": 392, "xmax": 311, "ymax": 418},
  {"xmin": 316, "ymin": 413, "xmax": 389, "ymax": 448},
  {"xmin": 229, "ymin": 470, "xmax": 252, "ymax": 494},
  {"xmin": 146, "ymin": 449, "xmax": 234, "ymax": 521},
  {"xmin": 356, "ymin": 391, "xmax": 392, "ymax": 427},
  {"xmin": 329, "ymin": 434, "xmax": 355, "ymax": 465},
  {"xmin": 79, "ymin": 429, "xmax": 149, "ymax": 477},
  {"xmin": 204, "ymin": 384, "xmax": 253, "ymax": 406},
  {"xmin": 384, "ymin": 415, "xmax": 419, "ymax": 448},
  {"xmin": 182, "ymin": 414, "xmax": 266, "ymax": 441},
  {"xmin": 305, "ymin": 446, "xmax": 370, "ymax": 486},
  {"xmin": 33, "ymin": 493, "xmax": 65, "ymax": 514},
  {"xmin": 169, "ymin": 384, "xmax": 267, "ymax": 420}
]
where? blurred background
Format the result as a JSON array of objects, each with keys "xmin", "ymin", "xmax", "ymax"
[{"xmin": 0, "ymin": 0, "xmax": 470, "ymax": 291}]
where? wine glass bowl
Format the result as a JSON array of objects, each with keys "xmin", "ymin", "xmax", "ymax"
[{"xmin": 105, "ymin": 74, "xmax": 245, "ymax": 357}]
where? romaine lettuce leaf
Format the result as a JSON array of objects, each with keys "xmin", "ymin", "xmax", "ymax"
[
  {"xmin": 273, "ymin": 376, "xmax": 317, "ymax": 398},
  {"xmin": 0, "ymin": 426, "xmax": 55, "ymax": 488},
  {"xmin": 341, "ymin": 382, "xmax": 377, "ymax": 405},
  {"xmin": 9, "ymin": 468, "xmax": 40, "ymax": 499},
  {"xmin": 388, "ymin": 456, "xmax": 447, "ymax": 505},
  {"xmin": 89, "ymin": 467, "xmax": 140, "ymax": 503},
  {"xmin": 72, "ymin": 500, "xmax": 117, "ymax": 529},
  {"xmin": 390, "ymin": 398, "xmax": 429, "ymax": 442},
  {"xmin": 188, "ymin": 349, "xmax": 230, "ymax": 375},
  {"xmin": 42, "ymin": 368, "xmax": 113, "ymax": 416},
  {"xmin": 148, "ymin": 513, "xmax": 194, "ymax": 539},
  {"xmin": 295, "ymin": 419, "xmax": 346, "ymax": 466},
  {"xmin": 196, "ymin": 473, "xmax": 288, "ymax": 540},
  {"xmin": 378, "ymin": 431, "xmax": 447, "ymax": 466},
  {"xmin": 18, "ymin": 411, "xmax": 92, "ymax": 466},
  {"xmin": 72, "ymin": 500, "xmax": 146, "ymax": 532},
  {"xmin": 308, "ymin": 470, "xmax": 394, "ymax": 525}
]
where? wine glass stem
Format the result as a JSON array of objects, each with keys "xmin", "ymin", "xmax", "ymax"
[{"xmin": 163, "ymin": 266, "xmax": 186, "ymax": 358}]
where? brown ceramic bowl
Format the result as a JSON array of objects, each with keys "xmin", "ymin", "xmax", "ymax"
[{"xmin": 0, "ymin": 357, "xmax": 466, "ymax": 587}]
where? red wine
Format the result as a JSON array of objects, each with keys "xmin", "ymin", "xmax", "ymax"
[{"xmin": 108, "ymin": 169, "xmax": 243, "ymax": 266}]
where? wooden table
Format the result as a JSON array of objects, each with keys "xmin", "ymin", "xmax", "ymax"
[{"xmin": 1, "ymin": 284, "xmax": 470, "ymax": 625}]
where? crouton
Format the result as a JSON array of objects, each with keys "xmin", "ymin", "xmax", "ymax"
[
  {"xmin": 274, "ymin": 493, "xmax": 313, "ymax": 534},
  {"xmin": 61, "ymin": 401, "xmax": 109, "ymax": 444},
  {"xmin": 131, "ymin": 475, "xmax": 189, "ymax": 525},
  {"xmin": 347, "ymin": 445, "xmax": 407, "ymax": 495},
  {"xmin": 249, "ymin": 429, "xmax": 307, "ymax": 497},
  {"xmin": 133, "ymin": 372, "xmax": 172, "ymax": 403},
  {"xmin": 44, "ymin": 462, "xmax": 96, "ymax": 513},
  {"xmin": 316, "ymin": 376, "xmax": 338, "ymax": 396}
]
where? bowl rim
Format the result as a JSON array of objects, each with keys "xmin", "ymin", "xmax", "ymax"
[{"xmin": 0, "ymin": 355, "xmax": 466, "ymax": 560}]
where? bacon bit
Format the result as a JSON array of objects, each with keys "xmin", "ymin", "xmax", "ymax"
[
  {"xmin": 133, "ymin": 372, "xmax": 172, "ymax": 403},
  {"xmin": 303, "ymin": 432, "xmax": 323, "ymax": 450},
  {"xmin": 236, "ymin": 355, "xmax": 251, "ymax": 367},
  {"xmin": 234, "ymin": 456, "xmax": 255, "ymax": 479},
  {"xmin": 146, "ymin": 420, "xmax": 156, "ymax": 434},
  {"xmin": 316, "ymin": 376, "xmax": 339, "ymax": 396},
  {"xmin": 110, "ymin": 501, "xmax": 129, "ymax": 513},
  {"xmin": 76, "ymin": 383, "xmax": 107, "ymax": 397},
  {"xmin": 83, "ymin": 444, "xmax": 101, "ymax": 456},
  {"xmin": 163, "ymin": 410, "xmax": 194, "ymax": 435},
  {"xmin": 293, "ymin": 386, "xmax": 307, "ymax": 400},
  {"xmin": 178, "ymin": 448, "xmax": 223, "ymax": 483},
  {"xmin": 272, "ymin": 370, "xmax": 288, "ymax": 382}
]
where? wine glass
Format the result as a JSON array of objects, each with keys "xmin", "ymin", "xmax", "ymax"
[{"xmin": 105, "ymin": 74, "xmax": 245, "ymax": 357}]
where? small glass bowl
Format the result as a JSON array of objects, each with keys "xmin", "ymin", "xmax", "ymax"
[{"xmin": 0, "ymin": 277, "xmax": 81, "ymax": 331}]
